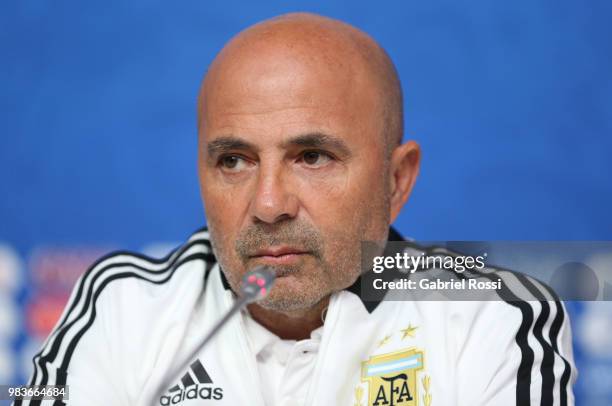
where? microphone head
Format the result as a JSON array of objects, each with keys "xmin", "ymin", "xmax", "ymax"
[{"xmin": 240, "ymin": 265, "xmax": 276, "ymax": 302}]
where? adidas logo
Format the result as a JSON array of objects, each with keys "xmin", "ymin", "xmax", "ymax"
[{"xmin": 160, "ymin": 359, "xmax": 224, "ymax": 405}]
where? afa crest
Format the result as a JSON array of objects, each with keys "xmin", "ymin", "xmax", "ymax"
[{"xmin": 360, "ymin": 348, "xmax": 425, "ymax": 406}]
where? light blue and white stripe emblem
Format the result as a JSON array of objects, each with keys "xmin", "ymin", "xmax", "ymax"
[{"xmin": 365, "ymin": 353, "xmax": 423, "ymax": 377}]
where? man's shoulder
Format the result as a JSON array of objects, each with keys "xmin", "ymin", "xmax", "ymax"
[
  {"xmin": 388, "ymin": 238, "xmax": 569, "ymax": 334},
  {"xmin": 392, "ymin": 241, "xmax": 576, "ymax": 401},
  {"xmin": 24, "ymin": 228, "xmax": 222, "ymax": 394},
  {"xmin": 72, "ymin": 227, "xmax": 218, "ymax": 307},
  {"xmin": 54, "ymin": 226, "xmax": 220, "ymax": 347}
]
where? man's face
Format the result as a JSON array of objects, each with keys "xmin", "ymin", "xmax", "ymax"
[{"xmin": 198, "ymin": 43, "xmax": 391, "ymax": 312}]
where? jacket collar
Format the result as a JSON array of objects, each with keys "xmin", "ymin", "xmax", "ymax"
[{"xmin": 346, "ymin": 226, "xmax": 405, "ymax": 313}]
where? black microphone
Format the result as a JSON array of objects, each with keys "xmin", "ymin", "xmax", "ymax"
[
  {"xmin": 197, "ymin": 265, "xmax": 276, "ymax": 350},
  {"xmin": 240, "ymin": 265, "xmax": 277, "ymax": 301},
  {"xmin": 154, "ymin": 266, "xmax": 276, "ymax": 402}
]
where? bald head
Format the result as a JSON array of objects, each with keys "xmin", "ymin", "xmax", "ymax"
[{"xmin": 198, "ymin": 12, "xmax": 403, "ymax": 153}]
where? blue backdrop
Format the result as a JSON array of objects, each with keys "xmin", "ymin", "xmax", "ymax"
[{"xmin": 1, "ymin": 1, "xmax": 611, "ymax": 405}]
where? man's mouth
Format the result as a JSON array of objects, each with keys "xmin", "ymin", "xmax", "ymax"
[{"xmin": 250, "ymin": 246, "xmax": 309, "ymax": 267}]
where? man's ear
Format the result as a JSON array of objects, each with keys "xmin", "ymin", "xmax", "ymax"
[{"xmin": 389, "ymin": 140, "xmax": 420, "ymax": 223}]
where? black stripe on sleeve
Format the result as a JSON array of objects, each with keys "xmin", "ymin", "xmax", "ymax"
[
  {"xmin": 423, "ymin": 242, "xmax": 573, "ymax": 406},
  {"xmin": 419, "ymin": 256, "xmax": 534, "ymax": 404},
  {"xmin": 28, "ymin": 236, "xmax": 211, "ymax": 389},
  {"xmin": 23, "ymin": 232, "xmax": 215, "ymax": 406},
  {"xmin": 25, "ymin": 251, "xmax": 214, "ymax": 406},
  {"xmin": 413, "ymin": 243, "xmax": 542, "ymax": 406},
  {"xmin": 512, "ymin": 273, "xmax": 556, "ymax": 406},
  {"xmin": 538, "ymin": 283, "xmax": 572, "ymax": 406},
  {"xmin": 60, "ymin": 253, "xmax": 214, "ymax": 378}
]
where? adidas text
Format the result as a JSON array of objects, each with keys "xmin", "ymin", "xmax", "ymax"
[{"xmin": 160, "ymin": 385, "xmax": 224, "ymax": 405}]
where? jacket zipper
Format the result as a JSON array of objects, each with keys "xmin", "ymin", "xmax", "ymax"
[
  {"xmin": 226, "ymin": 290, "xmax": 268, "ymax": 406},
  {"xmin": 304, "ymin": 292, "xmax": 342, "ymax": 405}
]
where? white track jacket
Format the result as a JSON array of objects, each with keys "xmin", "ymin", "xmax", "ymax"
[{"xmin": 16, "ymin": 227, "xmax": 576, "ymax": 406}]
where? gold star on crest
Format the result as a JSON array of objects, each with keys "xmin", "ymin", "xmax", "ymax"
[
  {"xmin": 400, "ymin": 324, "xmax": 418, "ymax": 339},
  {"xmin": 377, "ymin": 334, "xmax": 392, "ymax": 348}
]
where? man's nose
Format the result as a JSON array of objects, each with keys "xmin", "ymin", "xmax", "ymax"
[{"xmin": 250, "ymin": 162, "xmax": 299, "ymax": 224}]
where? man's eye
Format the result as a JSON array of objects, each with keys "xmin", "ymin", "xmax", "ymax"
[
  {"xmin": 301, "ymin": 151, "xmax": 333, "ymax": 167},
  {"xmin": 219, "ymin": 155, "xmax": 248, "ymax": 171}
]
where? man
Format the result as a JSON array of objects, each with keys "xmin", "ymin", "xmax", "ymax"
[{"xmin": 19, "ymin": 12, "xmax": 575, "ymax": 406}]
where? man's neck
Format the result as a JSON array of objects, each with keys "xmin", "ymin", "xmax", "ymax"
[{"xmin": 246, "ymin": 296, "xmax": 330, "ymax": 341}]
